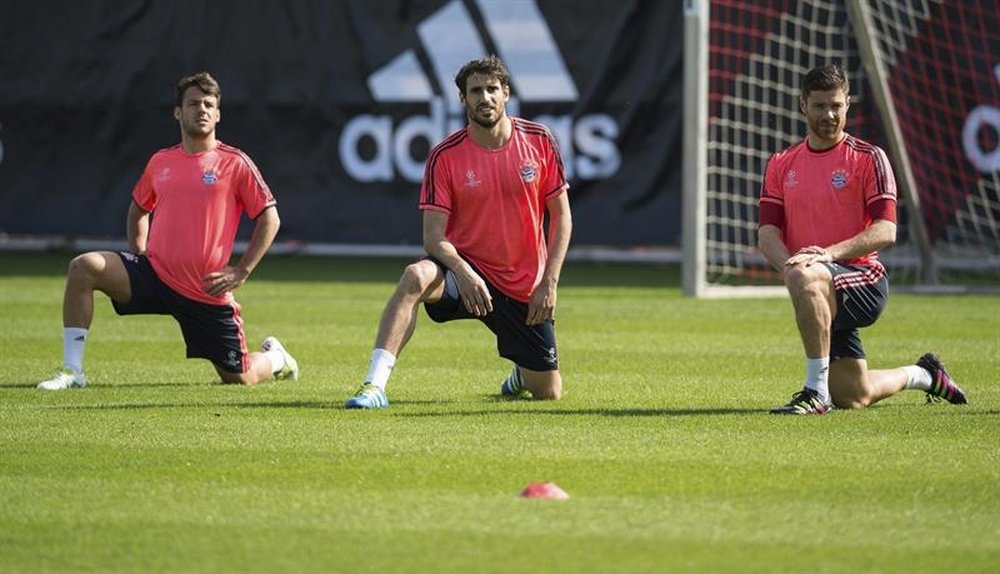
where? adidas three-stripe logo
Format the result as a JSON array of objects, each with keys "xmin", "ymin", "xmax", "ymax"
[{"xmin": 339, "ymin": 0, "xmax": 621, "ymax": 183}]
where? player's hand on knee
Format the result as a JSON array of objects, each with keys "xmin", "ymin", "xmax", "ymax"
[
  {"xmin": 456, "ymin": 272, "xmax": 492, "ymax": 316},
  {"xmin": 527, "ymin": 287, "xmax": 556, "ymax": 325}
]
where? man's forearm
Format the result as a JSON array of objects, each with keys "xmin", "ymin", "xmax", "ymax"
[
  {"xmin": 541, "ymin": 196, "xmax": 572, "ymax": 285},
  {"xmin": 127, "ymin": 202, "xmax": 149, "ymax": 253},
  {"xmin": 825, "ymin": 220, "xmax": 896, "ymax": 261},
  {"xmin": 758, "ymin": 224, "xmax": 789, "ymax": 270},
  {"xmin": 235, "ymin": 206, "xmax": 280, "ymax": 275}
]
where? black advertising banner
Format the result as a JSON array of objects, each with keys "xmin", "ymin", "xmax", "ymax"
[{"xmin": 0, "ymin": 1, "xmax": 684, "ymax": 247}]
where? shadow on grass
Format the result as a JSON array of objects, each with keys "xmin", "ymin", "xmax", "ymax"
[
  {"xmin": 48, "ymin": 400, "xmax": 336, "ymax": 410},
  {"xmin": 398, "ymin": 406, "xmax": 765, "ymax": 417},
  {"xmin": 36, "ymin": 395, "xmax": 758, "ymax": 416},
  {"xmin": 23, "ymin": 392, "xmax": 991, "ymax": 416},
  {"xmin": 0, "ymin": 380, "xmax": 216, "ymax": 391},
  {"xmin": 230, "ymin": 398, "xmax": 463, "ymax": 409},
  {"xmin": 46, "ymin": 399, "xmax": 462, "ymax": 411}
]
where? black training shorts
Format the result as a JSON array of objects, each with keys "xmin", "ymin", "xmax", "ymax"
[
  {"xmin": 823, "ymin": 260, "xmax": 889, "ymax": 361},
  {"xmin": 111, "ymin": 252, "xmax": 249, "ymax": 373},
  {"xmin": 423, "ymin": 257, "xmax": 559, "ymax": 372}
]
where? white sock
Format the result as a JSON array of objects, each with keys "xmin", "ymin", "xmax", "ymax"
[
  {"xmin": 903, "ymin": 364, "xmax": 933, "ymax": 391},
  {"xmin": 365, "ymin": 348, "xmax": 396, "ymax": 389},
  {"xmin": 63, "ymin": 327, "xmax": 88, "ymax": 376},
  {"xmin": 263, "ymin": 349, "xmax": 286, "ymax": 374},
  {"xmin": 804, "ymin": 357, "xmax": 830, "ymax": 403}
]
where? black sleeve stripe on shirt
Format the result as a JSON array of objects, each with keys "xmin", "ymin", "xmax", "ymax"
[
  {"xmin": 759, "ymin": 155, "xmax": 776, "ymax": 203},
  {"xmin": 513, "ymin": 118, "xmax": 567, "ymax": 187},
  {"xmin": 422, "ymin": 130, "xmax": 467, "ymax": 207},
  {"xmin": 219, "ymin": 143, "xmax": 271, "ymax": 193},
  {"xmin": 222, "ymin": 144, "xmax": 275, "ymax": 218},
  {"xmin": 758, "ymin": 150, "xmax": 787, "ymax": 204},
  {"xmin": 845, "ymin": 136, "xmax": 893, "ymax": 200},
  {"xmin": 543, "ymin": 184, "xmax": 567, "ymax": 199}
]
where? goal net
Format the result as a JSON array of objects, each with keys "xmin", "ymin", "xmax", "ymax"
[{"xmin": 683, "ymin": 0, "xmax": 1000, "ymax": 296}]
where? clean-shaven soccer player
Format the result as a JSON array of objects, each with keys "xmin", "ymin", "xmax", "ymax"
[
  {"xmin": 345, "ymin": 55, "xmax": 572, "ymax": 409},
  {"xmin": 38, "ymin": 72, "xmax": 298, "ymax": 390},
  {"xmin": 758, "ymin": 64, "xmax": 967, "ymax": 414}
]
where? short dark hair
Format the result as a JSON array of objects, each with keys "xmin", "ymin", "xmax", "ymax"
[
  {"xmin": 454, "ymin": 55, "xmax": 510, "ymax": 95},
  {"xmin": 175, "ymin": 72, "xmax": 221, "ymax": 107},
  {"xmin": 801, "ymin": 65, "xmax": 849, "ymax": 99}
]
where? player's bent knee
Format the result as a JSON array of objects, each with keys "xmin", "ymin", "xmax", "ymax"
[
  {"xmin": 67, "ymin": 252, "xmax": 104, "ymax": 282},
  {"xmin": 833, "ymin": 397, "xmax": 868, "ymax": 410},
  {"xmin": 533, "ymin": 386, "xmax": 562, "ymax": 400},
  {"xmin": 829, "ymin": 363, "xmax": 875, "ymax": 409},
  {"xmin": 399, "ymin": 261, "xmax": 438, "ymax": 293},
  {"xmin": 784, "ymin": 265, "xmax": 816, "ymax": 291},
  {"xmin": 67, "ymin": 251, "xmax": 129, "ymax": 298},
  {"xmin": 217, "ymin": 369, "xmax": 256, "ymax": 386},
  {"xmin": 831, "ymin": 389, "xmax": 872, "ymax": 410},
  {"xmin": 523, "ymin": 370, "xmax": 563, "ymax": 400}
]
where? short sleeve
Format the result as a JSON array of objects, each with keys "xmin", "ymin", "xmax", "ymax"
[
  {"xmin": 132, "ymin": 158, "xmax": 158, "ymax": 212},
  {"xmin": 541, "ymin": 130, "xmax": 568, "ymax": 200},
  {"xmin": 234, "ymin": 155, "xmax": 276, "ymax": 218},
  {"xmin": 419, "ymin": 150, "xmax": 453, "ymax": 214},
  {"xmin": 864, "ymin": 146, "xmax": 897, "ymax": 206},
  {"xmin": 759, "ymin": 155, "xmax": 784, "ymax": 208}
]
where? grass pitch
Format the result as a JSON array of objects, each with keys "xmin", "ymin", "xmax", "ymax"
[{"xmin": 1, "ymin": 252, "xmax": 997, "ymax": 573}]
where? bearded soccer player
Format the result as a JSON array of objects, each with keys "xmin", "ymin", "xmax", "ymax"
[
  {"xmin": 38, "ymin": 72, "xmax": 298, "ymax": 390},
  {"xmin": 759, "ymin": 64, "xmax": 967, "ymax": 414},
  {"xmin": 345, "ymin": 55, "xmax": 572, "ymax": 409}
]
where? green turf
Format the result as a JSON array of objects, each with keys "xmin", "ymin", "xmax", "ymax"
[{"xmin": 1, "ymin": 252, "xmax": 997, "ymax": 573}]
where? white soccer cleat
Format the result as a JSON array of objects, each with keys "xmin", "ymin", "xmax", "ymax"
[
  {"xmin": 37, "ymin": 368, "xmax": 87, "ymax": 391},
  {"xmin": 261, "ymin": 336, "xmax": 299, "ymax": 381}
]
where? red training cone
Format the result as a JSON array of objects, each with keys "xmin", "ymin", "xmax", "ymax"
[{"xmin": 520, "ymin": 481, "xmax": 570, "ymax": 500}]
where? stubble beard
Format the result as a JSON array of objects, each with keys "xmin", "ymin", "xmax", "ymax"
[
  {"xmin": 183, "ymin": 118, "xmax": 214, "ymax": 139},
  {"xmin": 469, "ymin": 105, "xmax": 503, "ymax": 129},
  {"xmin": 811, "ymin": 118, "xmax": 844, "ymax": 143}
]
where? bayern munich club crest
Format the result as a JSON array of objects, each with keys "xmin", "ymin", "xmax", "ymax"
[
  {"xmin": 520, "ymin": 159, "xmax": 539, "ymax": 183},
  {"xmin": 831, "ymin": 169, "xmax": 848, "ymax": 189},
  {"xmin": 202, "ymin": 169, "xmax": 218, "ymax": 185}
]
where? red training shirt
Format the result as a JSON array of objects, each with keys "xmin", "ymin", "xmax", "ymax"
[
  {"xmin": 420, "ymin": 117, "xmax": 568, "ymax": 302},
  {"xmin": 759, "ymin": 134, "xmax": 897, "ymax": 265},
  {"xmin": 132, "ymin": 143, "xmax": 276, "ymax": 305}
]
